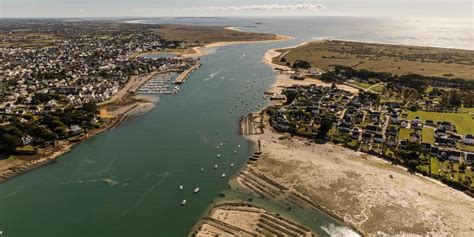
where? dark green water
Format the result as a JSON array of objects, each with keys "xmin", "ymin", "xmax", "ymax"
[{"xmin": 2, "ymin": 17, "xmax": 469, "ymax": 237}]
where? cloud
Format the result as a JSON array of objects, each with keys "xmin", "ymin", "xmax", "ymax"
[{"xmin": 188, "ymin": 3, "xmax": 326, "ymax": 12}]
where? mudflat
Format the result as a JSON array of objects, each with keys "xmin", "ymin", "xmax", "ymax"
[{"xmin": 247, "ymin": 123, "xmax": 474, "ymax": 236}]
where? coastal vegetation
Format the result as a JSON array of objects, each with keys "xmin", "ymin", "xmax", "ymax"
[
  {"xmin": 265, "ymin": 41, "xmax": 474, "ymax": 193},
  {"xmin": 154, "ymin": 24, "xmax": 279, "ymax": 43},
  {"xmin": 275, "ymin": 40, "xmax": 474, "ymax": 80}
]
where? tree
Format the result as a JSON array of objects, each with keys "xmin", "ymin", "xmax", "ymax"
[
  {"xmin": 83, "ymin": 102, "xmax": 98, "ymax": 114},
  {"xmin": 292, "ymin": 60, "xmax": 311, "ymax": 69},
  {"xmin": 316, "ymin": 118, "xmax": 333, "ymax": 139}
]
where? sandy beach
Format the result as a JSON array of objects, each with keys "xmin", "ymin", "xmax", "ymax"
[
  {"xmin": 180, "ymin": 34, "xmax": 294, "ymax": 58},
  {"xmin": 262, "ymin": 44, "xmax": 359, "ymax": 94}
]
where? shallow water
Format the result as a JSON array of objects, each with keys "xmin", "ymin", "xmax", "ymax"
[{"xmin": 0, "ymin": 17, "xmax": 470, "ymax": 237}]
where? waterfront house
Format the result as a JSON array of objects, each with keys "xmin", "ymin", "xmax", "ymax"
[
  {"xmin": 362, "ymin": 132, "xmax": 373, "ymax": 143},
  {"xmin": 386, "ymin": 126, "xmax": 398, "ymax": 137},
  {"xmin": 351, "ymin": 127, "xmax": 361, "ymax": 139},
  {"xmin": 430, "ymin": 146, "xmax": 440, "ymax": 158},
  {"xmin": 462, "ymin": 134, "xmax": 474, "ymax": 145},
  {"xmin": 439, "ymin": 121, "xmax": 453, "ymax": 131},
  {"xmin": 447, "ymin": 150, "xmax": 462, "ymax": 162},
  {"xmin": 374, "ymin": 133, "xmax": 385, "ymax": 143},
  {"xmin": 421, "ymin": 143, "xmax": 432, "ymax": 152},
  {"xmin": 338, "ymin": 122, "xmax": 351, "ymax": 134},
  {"xmin": 465, "ymin": 153, "xmax": 474, "ymax": 166},
  {"xmin": 387, "ymin": 136, "xmax": 398, "ymax": 147},
  {"xmin": 69, "ymin": 125, "xmax": 84, "ymax": 135},
  {"xmin": 435, "ymin": 128, "xmax": 447, "ymax": 138},
  {"xmin": 435, "ymin": 137, "xmax": 456, "ymax": 147},
  {"xmin": 425, "ymin": 120, "xmax": 435, "ymax": 126}
]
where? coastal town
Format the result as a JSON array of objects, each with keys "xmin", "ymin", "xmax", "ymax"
[
  {"xmin": 1, "ymin": 16, "xmax": 473, "ymax": 237},
  {"xmin": 0, "ymin": 20, "xmax": 279, "ymax": 181},
  {"xmin": 266, "ymin": 62, "xmax": 474, "ymax": 192}
]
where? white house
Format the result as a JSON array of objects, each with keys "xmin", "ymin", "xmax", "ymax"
[{"xmin": 462, "ymin": 134, "xmax": 474, "ymax": 145}]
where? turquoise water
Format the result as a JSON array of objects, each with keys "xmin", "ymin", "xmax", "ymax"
[{"xmin": 0, "ymin": 17, "xmax": 471, "ymax": 237}]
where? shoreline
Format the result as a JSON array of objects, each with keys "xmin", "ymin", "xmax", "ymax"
[
  {"xmin": 0, "ymin": 70, "xmax": 163, "ymax": 183},
  {"xmin": 0, "ymin": 33, "xmax": 293, "ymax": 184},
  {"xmin": 262, "ymin": 41, "xmax": 360, "ymax": 95},
  {"xmin": 236, "ymin": 43, "xmax": 474, "ymax": 235},
  {"xmin": 263, "ymin": 41, "xmax": 474, "ymax": 196},
  {"xmin": 180, "ymin": 34, "xmax": 294, "ymax": 58}
]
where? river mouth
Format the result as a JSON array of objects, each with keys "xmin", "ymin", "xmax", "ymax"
[{"xmin": 0, "ymin": 17, "xmax": 471, "ymax": 237}]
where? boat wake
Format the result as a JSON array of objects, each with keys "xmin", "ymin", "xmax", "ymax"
[
  {"xmin": 121, "ymin": 172, "xmax": 169, "ymax": 216},
  {"xmin": 0, "ymin": 191, "xmax": 17, "ymax": 199},
  {"xmin": 62, "ymin": 178, "xmax": 120, "ymax": 187}
]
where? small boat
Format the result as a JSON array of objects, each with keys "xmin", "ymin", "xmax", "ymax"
[
  {"xmin": 216, "ymin": 146, "xmax": 219, "ymax": 149},
  {"xmin": 230, "ymin": 163, "xmax": 234, "ymax": 167},
  {"xmin": 200, "ymin": 168, "xmax": 204, "ymax": 172},
  {"xmin": 219, "ymin": 143, "xmax": 223, "ymax": 146},
  {"xmin": 179, "ymin": 185, "xmax": 183, "ymax": 190},
  {"xmin": 221, "ymin": 173, "xmax": 226, "ymax": 178},
  {"xmin": 234, "ymin": 150, "xmax": 237, "ymax": 154},
  {"xmin": 217, "ymin": 154, "xmax": 221, "ymax": 158},
  {"xmin": 237, "ymin": 145, "xmax": 241, "ymax": 148},
  {"xmin": 194, "ymin": 187, "xmax": 200, "ymax": 193},
  {"xmin": 181, "ymin": 200, "xmax": 187, "ymax": 206},
  {"xmin": 214, "ymin": 164, "xmax": 218, "ymax": 169}
]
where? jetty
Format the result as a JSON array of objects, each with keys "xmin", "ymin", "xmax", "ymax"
[{"xmin": 175, "ymin": 62, "xmax": 201, "ymax": 84}]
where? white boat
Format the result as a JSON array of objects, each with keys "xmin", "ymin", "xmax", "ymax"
[
  {"xmin": 230, "ymin": 163, "xmax": 234, "ymax": 167},
  {"xmin": 214, "ymin": 164, "xmax": 218, "ymax": 169},
  {"xmin": 234, "ymin": 150, "xmax": 237, "ymax": 154},
  {"xmin": 179, "ymin": 185, "xmax": 183, "ymax": 190},
  {"xmin": 221, "ymin": 173, "xmax": 226, "ymax": 178},
  {"xmin": 181, "ymin": 200, "xmax": 187, "ymax": 206},
  {"xmin": 216, "ymin": 146, "xmax": 219, "ymax": 149},
  {"xmin": 217, "ymin": 154, "xmax": 221, "ymax": 158},
  {"xmin": 237, "ymin": 145, "xmax": 241, "ymax": 148},
  {"xmin": 219, "ymin": 143, "xmax": 223, "ymax": 146},
  {"xmin": 200, "ymin": 168, "xmax": 204, "ymax": 172},
  {"xmin": 194, "ymin": 187, "xmax": 200, "ymax": 193}
]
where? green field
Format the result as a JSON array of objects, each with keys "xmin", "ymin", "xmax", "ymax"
[
  {"xmin": 350, "ymin": 81, "xmax": 372, "ymax": 89},
  {"xmin": 398, "ymin": 128, "xmax": 412, "ymax": 141},
  {"xmin": 406, "ymin": 111, "xmax": 474, "ymax": 135},
  {"xmin": 429, "ymin": 157, "xmax": 474, "ymax": 187},
  {"xmin": 422, "ymin": 127, "xmax": 435, "ymax": 144}
]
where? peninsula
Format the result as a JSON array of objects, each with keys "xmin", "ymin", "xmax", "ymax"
[{"xmin": 195, "ymin": 40, "xmax": 474, "ymax": 236}]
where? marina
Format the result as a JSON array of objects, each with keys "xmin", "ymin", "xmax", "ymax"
[
  {"xmin": 137, "ymin": 72, "xmax": 180, "ymax": 95},
  {"xmin": 1, "ymin": 17, "xmax": 466, "ymax": 237}
]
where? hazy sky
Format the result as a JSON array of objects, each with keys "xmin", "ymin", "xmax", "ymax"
[{"xmin": 0, "ymin": 0, "xmax": 472, "ymax": 18}]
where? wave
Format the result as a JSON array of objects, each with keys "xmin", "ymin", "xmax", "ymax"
[{"xmin": 321, "ymin": 223, "xmax": 361, "ymax": 237}]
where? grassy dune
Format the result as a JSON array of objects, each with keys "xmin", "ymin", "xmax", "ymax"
[{"xmin": 276, "ymin": 40, "xmax": 474, "ymax": 80}]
